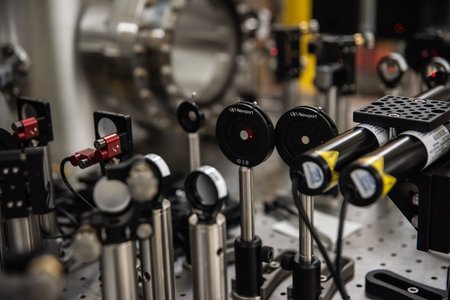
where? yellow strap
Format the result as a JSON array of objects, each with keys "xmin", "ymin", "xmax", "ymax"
[
  {"xmin": 317, "ymin": 150, "xmax": 340, "ymax": 183},
  {"xmin": 361, "ymin": 156, "xmax": 397, "ymax": 196}
]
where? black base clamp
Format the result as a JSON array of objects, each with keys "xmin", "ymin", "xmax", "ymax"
[
  {"xmin": 283, "ymin": 256, "xmax": 321, "ymax": 300},
  {"xmin": 282, "ymin": 255, "xmax": 354, "ymax": 300},
  {"xmin": 366, "ymin": 269, "xmax": 448, "ymax": 300},
  {"xmin": 319, "ymin": 257, "xmax": 354, "ymax": 300}
]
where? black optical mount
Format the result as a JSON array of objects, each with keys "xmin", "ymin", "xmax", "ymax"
[
  {"xmin": 13, "ymin": 97, "xmax": 53, "ymax": 147},
  {"xmin": 377, "ymin": 53, "xmax": 408, "ymax": 90},
  {"xmin": 272, "ymin": 24, "xmax": 302, "ymax": 83},
  {"xmin": 309, "ymin": 34, "xmax": 358, "ymax": 95},
  {"xmin": 216, "ymin": 101, "xmax": 276, "ymax": 299},
  {"xmin": 275, "ymin": 106, "xmax": 355, "ymax": 300},
  {"xmin": 177, "ymin": 100, "xmax": 205, "ymax": 134},
  {"xmin": 184, "ymin": 166, "xmax": 226, "ymax": 223}
]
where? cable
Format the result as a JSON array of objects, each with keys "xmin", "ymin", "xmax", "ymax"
[
  {"xmin": 56, "ymin": 206, "xmax": 79, "ymax": 227},
  {"xmin": 292, "ymin": 176, "xmax": 350, "ymax": 299},
  {"xmin": 335, "ymin": 192, "xmax": 349, "ymax": 298},
  {"xmin": 59, "ymin": 157, "xmax": 94, "ymax": 209}
]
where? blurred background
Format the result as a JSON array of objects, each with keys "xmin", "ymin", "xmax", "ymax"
[{"xmin": 0, "ymin": 0, "xmax": 448, "ymax": 169}]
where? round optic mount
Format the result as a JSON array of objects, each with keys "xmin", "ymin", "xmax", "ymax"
[{"xmin": 215, "ymin": 101, "xmax": 275, "ymax": 167}]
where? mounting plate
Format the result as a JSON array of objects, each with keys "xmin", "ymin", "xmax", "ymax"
[{"xmin": 353, "ymin": 95, "xmax": 450, "ymax": 132}]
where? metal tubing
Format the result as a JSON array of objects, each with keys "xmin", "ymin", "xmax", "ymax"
[
  {"xmin": 416, "ymin": 85, "xmax": 450, "ymax": 101},
  {"xmin": 151, "ymin": 199, "xmax": 176, "ymax": 300},
  {"xmin": 299, "ymin": 194, "xmax": 313, "ymax": 264},
  {"xmin": 337, "ymin": 94, "xmax": 349, "ymax": 131},
  {"xmin": 189, "ymin": 213, "xmax": 227, "ymax": 300},
  {"xmin": 326, "ymin": 86, "xmax": 338, "ymax": 124},
  {"xmin": 101, "ymin": 241, "xmax": 139, "ymax": 300},
  {"xmin": 0, "ymin": 207, "xmax": 4, "ymax": 269},
  {"xmin": 358, "ymin": 0, "xmax": 377, "ymax": 41},
  {"xmin": 239, "ymin": 167, "xmax": 255, "ymax": 242},
  {"xmin": 5, "ymin": 217, "xmax": 36, "ymax": 255},
  {"xmin": 139, "ymin": 233, "xmax": 154, "ymax": 300},
  {"xmin": 189, "ymin": 133, "xmax": 201, "ymax": 171}
]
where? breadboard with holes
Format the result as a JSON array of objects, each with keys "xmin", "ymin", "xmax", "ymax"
[
  {"xmin": 63, "ymin": 200, "xmax": 449, "ymax": 300},
  {"xmin": 353, "ymin": 95, "xmax": 450, "ymax": 132}
]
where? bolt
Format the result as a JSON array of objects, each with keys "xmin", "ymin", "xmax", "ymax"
[
  {"xmin": 412, "ymin": 193, "xmax": 419, "ymax": 206},
  {"xmin": 388, "ymin": 113, "xmax": 400, "ymax": 117},
  {"xmin": 411, "ymin": 215, "xmax": 419, "ymax": 228},
  {"xmin": 407, "ymin": 287, "xmax": 419, "ymax": 294},
  {"xmin": 133, "ymin": 67, "xmax": 148, "ymax": 79},
  {"xmin": 133, "ymin": 44, "xmax": 146, "ymax": 55},
  {"xmin": 269, "ymin": 261, "xmax": 280, "ymax": 269},
  {"xmin": 139, "ymin": 89, "xmax": 152, "ymax": 100},
  {"xmin": 11, "ymin": 121, "xmax": 23, "ymax": 131},
  {"xmin": 79, "ymin": 158, "xmax": 91, "ymax": 169}
]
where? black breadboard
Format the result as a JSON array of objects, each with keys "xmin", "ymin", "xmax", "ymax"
[{"xmin": 353, "ymin": 95, "xmax": 450, "ymax": 132}]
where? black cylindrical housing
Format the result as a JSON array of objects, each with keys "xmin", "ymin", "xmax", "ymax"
[
  {"xmin": 234, "ymin": 236, "xmax": 262, "ymax": 297},
  {"xmin": 294, "ymin": 86, "xmax": 450, "ymax": 196},
  {"xmin": 291, "ymin": 256, "xmax": 321, "ymax": 300},
  {"xmin": 340, "ymin": 136, "xmax": 425, "ymax": 206},
  {"xmin": 340, "ymin": 123, "xmax": 450, "ymax": 206},
  {"xmin": 294, "ymin": 127, "xmax": 381, "ymax": 195}
]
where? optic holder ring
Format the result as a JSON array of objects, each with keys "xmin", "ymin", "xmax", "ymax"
[
  {"xmin": 275, "ymin": 105, "xmax": 338, "ymax": 167},
  {"xmin": 216, "ymin": 101, "xmax": 275, "ymax": 168},
  {"xmin": 185, "ymin": 165, "xmax": 227, "ymax": 223},
  {"xmin": 377, "ymin": 53, "xmax": 408, "ymax": 88},
  {"xmin": 105, "ymin": 154, "xmax": 171, "ymax": 205},
  {"xmin": 177, "ymin": 101, "xmax": 205, "ymax": 133}
]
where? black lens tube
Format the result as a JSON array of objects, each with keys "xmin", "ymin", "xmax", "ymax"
[
  {"xmin": 340, "ymin": 123, "xmax": 450, "ymax": 206},
  {"xmin": 294, "ymin": 125, "xmax": 386, "ymax": 195},
  {"xmin": 294, "ymin": 86, "xmax": 450, "ymax": 195}
]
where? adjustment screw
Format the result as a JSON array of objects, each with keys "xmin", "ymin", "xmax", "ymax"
[
  {"xmin": 260, "ymin": 246, "xmax": 274, "ymax": 263},
  {"xmin": 412, "ymin": 193, "xmax": 419, "ymax": 206},
  {"xmin": 94, "ymin": 139, "xmax": 107, "ymax": 149},
  {"xmin": 280, "ymin": 254, "xmax": 295, "ymax": 271}
]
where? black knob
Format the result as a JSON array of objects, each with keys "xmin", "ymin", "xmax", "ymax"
[
  {"xmin": 280, "ymin": 253, "xmax": 295, "ymax": 271},
  {"xmin": 260, "ymin": 246, "xmax": 274, "ymax": 263}
]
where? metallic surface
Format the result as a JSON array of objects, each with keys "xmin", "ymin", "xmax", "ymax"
[
  {"xmin": 189, "ymin": 133, "xmax": 201, "ymax": 171},
  {"xmin": 64, "ymin": 201, "xmax": 450, "ymax": 300},
  {"xmin": 239, "ymin": 167, "xmax": 255, "ymax": 242},
  {"xmin": 151, "ymin": 199, "xmax": 176, "ymax": 300},
  {"xmin": 299, "ymin": 194, "xmax": 313, "ymax": 264},
  {"xmin": 5, "ymin": 217, "xmax": 38, "ymax": 254},
  {"xmin": 77, "ymin": 0, "xmax": 246, "ymax": 132},
  {"xmin": 0, "ymin": 206, "xmax": 4, "ymax": 269},
  {"xmin": 138, "ymin": 232, "xmax": 154, "ymax": 300},
  {"xmin": 326, "ymin": 86, "xmax": 338, "ymax": 128},
  {"xmin": 232, "ymin": 293, "xmax": 261, "ymax": 300},
  {"xmin": 388, "ymin": 127, "xmax": 398, "ymax": 140},
  {"xmin": 358, "ymin": 0, "xmax": 376, "ymax": 48},
  {"xmin": 100, "ymin": 241, "xmax": 139, "ymax": 300},
  {"xmin": 189, "ymin": 213, "xmax": 227, "ymax": 300},
  {"xmin": 0, "ymin": 0, "xmax": 94, "ymax": 162}
]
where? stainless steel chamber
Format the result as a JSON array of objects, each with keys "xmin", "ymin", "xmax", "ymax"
[{"xmin": 77, "ymin": 0, "xmax": 254, "ymax": 131}]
